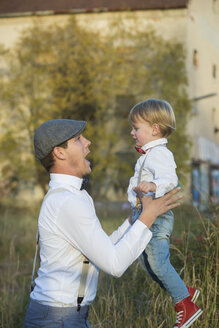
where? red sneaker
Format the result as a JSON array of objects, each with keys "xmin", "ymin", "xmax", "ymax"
[
  {"xmin": 173, "ymin": 297, "xmax": 203, "ymax": 327},
  {"xmin": 187, "ymin": 286, "xmax": 200, "ymax": 303}
]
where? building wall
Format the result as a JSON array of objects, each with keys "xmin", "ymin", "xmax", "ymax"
[
  {"xmin": 0, "ymin": 1, "xmax": 218, "ymax": 205},
  {"xmin": 185, "ymin": 0, "xmax": 219, "ymax": 207},
  {"xmin": 186, "ymin": 0, "xmax": 219, "ymax": 146},
  {"xmin": 0, "ymin": 9, "xmax": 187, "ymax": 48},
  {"xmin": 0, "ymin": 15, "xmax": 69, "ymax": 49}
]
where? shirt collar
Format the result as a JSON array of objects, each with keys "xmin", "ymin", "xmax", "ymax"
[
  {"xmin": 49, "ymin": 173, "xmax": 83, "ymax": 190},
  {"xmin": 142, "ymin": 138, "xmax": 167, "ymax": 151}
]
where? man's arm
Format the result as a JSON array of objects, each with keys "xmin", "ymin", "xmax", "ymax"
[
  {"xmin": 57, "ymin": 188, "xmax": 181, "ymax": 277},
  {"xmin": 109, "ymin": 219, "xmax": 131, "ymax": 244}
]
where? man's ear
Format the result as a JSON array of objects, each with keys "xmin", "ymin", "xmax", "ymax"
[
  {"xmin": 53, "ymin": 146, "xmax": 66, "ymax": 160},
  {"xmin": 152, "ymin": 123, "xmax": 161, "ymax": 136}
]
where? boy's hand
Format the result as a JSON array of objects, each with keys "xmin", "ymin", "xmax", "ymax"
[
  {"xmin": 135, "ymin": 181, "xmax": 156, "ymax": 193},
  {"xmin": 133, "ymin": 187, "xmax": 182, "ymax": 228}
]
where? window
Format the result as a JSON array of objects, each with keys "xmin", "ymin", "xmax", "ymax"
[
  {"xmin": 212, "ymin": 64, "xmax": 217, "ymax": 78},
  {"xmin": 192, "ymin": 164, "xmax": 200, "ymax": 207},
  {"xmin": 210, "ymin": 168, "xmax": 219, "ymax": 204},
  {"xmin": 193, "ymin": 50, "xmax": 199, "ymax": 67},
  {"xmin": 213, "ymin": 0, "xmax": 218, "ymax": 12},
  {"xmin": 212, "ymin": 108, "xmax": 216, "ymax": 121},
  {"xmin": 192, "ymin": 162, "xmax": 210, "ymax": 209}
]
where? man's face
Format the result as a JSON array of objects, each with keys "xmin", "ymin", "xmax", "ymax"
[{"xmin": 64, "ymin": 134, "xmax": 91, "ymax": 178}]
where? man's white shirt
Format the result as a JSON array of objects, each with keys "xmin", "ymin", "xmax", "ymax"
[
  {"xmin": 128, "ymin": 138, "xmax": 178, "ymax": 207},
  {"xmin": 31, "ymin": 173, "xmax": 152, "ymax": 307}
]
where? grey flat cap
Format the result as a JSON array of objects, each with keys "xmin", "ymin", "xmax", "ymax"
[{"xmin": 34, "ymin": 119, "xmax": 87, "ymax": 160}]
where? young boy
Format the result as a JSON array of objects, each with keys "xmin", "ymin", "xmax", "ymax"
[{"xmin": 128, "ymin": 99, "xmax": 202, "ymax": 328}]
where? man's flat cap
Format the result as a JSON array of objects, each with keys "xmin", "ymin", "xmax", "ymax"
[{"xmin": 34, "ymin": 119, "xmax": 87, "ymax": 160}]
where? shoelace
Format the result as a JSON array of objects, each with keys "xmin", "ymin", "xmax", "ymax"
[{"xmin": 174, "ymin": 310, "xmax": 184, "ymax": 325}]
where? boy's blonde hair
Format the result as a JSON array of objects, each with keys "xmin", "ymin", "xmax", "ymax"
[{"xmin": 129, "ymin": 98, "xmax": 176, "ymax": 137}]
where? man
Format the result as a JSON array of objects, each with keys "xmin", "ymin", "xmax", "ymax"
[{"xmin": 24, "ymin": 119, "xmax": 181, "ymax": 328}]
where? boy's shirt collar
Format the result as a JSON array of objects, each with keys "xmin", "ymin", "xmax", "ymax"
[{"xmin": 141, "ymin": 138, "xmax": 167, "ymax": 152}]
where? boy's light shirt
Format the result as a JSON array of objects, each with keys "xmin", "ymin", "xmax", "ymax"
[{"xmin": 128, "ymin": 138, "xmax": 178, "ymax": 207}]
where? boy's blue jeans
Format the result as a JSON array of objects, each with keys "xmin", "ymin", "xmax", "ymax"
[{"xmin": 132, "ymin": 206, "xmax": 189, "ymax": 304}]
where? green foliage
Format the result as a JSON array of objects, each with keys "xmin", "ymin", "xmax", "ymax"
[{"xmin": 0, "ymin": 15, "xmax": 192, "ymax": 200}]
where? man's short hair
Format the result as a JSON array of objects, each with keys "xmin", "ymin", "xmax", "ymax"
[{"xmin": 40, "ymin": 140, "xmax": 68, "ymax": 172}]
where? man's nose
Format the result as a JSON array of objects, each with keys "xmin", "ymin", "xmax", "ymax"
[{"xmin": 83, "ymin": 136, "xmax": 91, "ymax": 147}]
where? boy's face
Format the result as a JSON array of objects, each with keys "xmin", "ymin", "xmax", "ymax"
[{"xmin": 130, "ymin": 119, "xmax": 156, "ymax": 147}]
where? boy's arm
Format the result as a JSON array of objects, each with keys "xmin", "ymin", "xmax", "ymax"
[{"xmin": 141, "ymin": 147, "xmax": 178, "ymax": 198}]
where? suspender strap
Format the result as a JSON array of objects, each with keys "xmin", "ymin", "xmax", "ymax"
[
  {"xmin": 31, "ymin": 187, "xmax": 90, "ymax": 311},
  {"xmin": 77, "ymin": 258, "xmax": 90, "ymax": 311},
  {"xmin": 137, "ymin": 156, "xmax": 147, "ymax": 185},
  {"xmin": 136, "ymin": 151, "xmax": 150, "ymax": 207},
  {"xmin": 31, "ymin": 231, "xmax": 39, "ymax": 291}
]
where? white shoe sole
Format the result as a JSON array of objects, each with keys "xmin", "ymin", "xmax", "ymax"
[
  {"xmin": 173, "ymin": 309, "xmax": 203, "ymax": 328},
  {"xmin": 191, "ymin": 289, "xmax": 200, "ymax": 303}
]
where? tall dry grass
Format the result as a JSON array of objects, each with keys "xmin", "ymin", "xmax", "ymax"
[
  {"xmin": 89, "ymin": 205, "xmax": 218, "ymax": 327},
  {"xmin": 0, "ymin": 206, "xmax": 37, "ymax": 328},
  {"xmin": 0, "ymin": 204, "xmax": 218, "ymax": 327}
]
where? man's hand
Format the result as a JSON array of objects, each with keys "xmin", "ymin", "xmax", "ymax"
[
  {"xmin": 135, "ymin": 181, "xmax": 156, "ymax": 193},
  {"xmin": 133, "ymin": 187, "xmax": 182, "ymax": 228}
]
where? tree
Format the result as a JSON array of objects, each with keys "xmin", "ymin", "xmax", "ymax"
[
  {"xmin": 0, "ymin": 18, "xmax": 116, "ymax": 197},
  {"xmin": 0, "ymin": 14, "xmax": 192, "ymax": 202},
  {"xmin": 92, "ymin": 17, "xmax": 192, "ymax": 195}
]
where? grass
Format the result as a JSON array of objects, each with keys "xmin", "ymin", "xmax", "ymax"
[{"xmin": 0, "ymin": 203, "xmax": 218, "ymax": 327}]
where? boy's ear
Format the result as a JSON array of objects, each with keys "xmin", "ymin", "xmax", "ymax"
[
  {"xmin": 53, "ymin": 146, "xmax": 66, "ymax": 160},
  {"xmin": 152, "ymin": 123, "xmax": 161, "ymax": 136}
]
